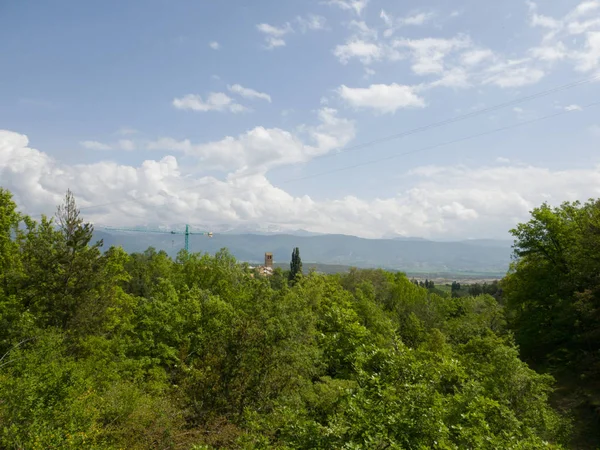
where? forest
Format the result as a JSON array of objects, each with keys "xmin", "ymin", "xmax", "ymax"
[{"xmin": 0, "ymin": 187, "xmax": 599, "ymax": 449}]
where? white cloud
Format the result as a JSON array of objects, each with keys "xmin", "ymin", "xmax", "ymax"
[
  {"xmin": 460, "ymin": 49, "xmax": 494, "ymax": 66},
  {"xmin": 364, "ymin": 67, "xmax": 376, "ymax": 78},
  {"xmin": 402, "ymin": 12, "xmax": 433, "ymax": 26},
  {"xmin": 590, "ymin": 124, "xmax": 600, "ymax": 136},
  {"xmin": 228, "ymin": 84, "xmax": 272, "ymax": 102},
  {"xmin": 565, "ymin": 104, "xmax": 583, "ymax": 111},
  {"xmin": 393, "ymin": 36, "xmax": 472, "ymax": 75},
  {"xmin": 567, "ymin": 18, "xmax": 600, "ymax": 34},
  {"xmin": 526, "ymin": 1, "xmax": 600, "ymax": 72},
  {"xmin": 326, "ymin": 0, "xmax": 369, "ymax": 16},
  {"xmin": 4, "ymin": 129, "xmax": 600, "ymax": 239},
  {"xmin": 380, "ymin": 10, "xmax": 435, "ymax": 37},
  {"xmin": 574, "ymin": 31, "xmax": 600, "ymax": 71},
  {"xmin": 327, "ymin": 0, "xmax": 598, "ymax": 103},
  {"xmin": 172, "ymin": 92, "xmax": 247, "ymax": 113},
  {"xmin": 428, "ymin": 67, "xmax": 470, "ymax": 88},
  {"xmin": 147, "ymin": 108, "xmax": 354, "ymax": 173},
  {"xmin": 530, "ymin": 42, "xmax": 567, "ymax": 61},
  {"xmin": 257, "ymin": 22, "xmax": 293, "ymax": 49},
  {"xmin": 531, "ymin": 12, "xmax": 562, "ymax": 30},
  {"xmin": 256, "ymin": 23, "xmax": 292, "ymax": 38},
  {"xmin": 81, "ymin": 140, "xmax": 112, "ymax": 150},
  {"xmin": 81, "ymin": 139, "xmax": 136, "ymax": 151},
  {"xmin": 209, "ymin": 41, "xmax": 220, "ymax": 50},
  {"xmin": 118, "ymin": 140, "xmax": 136, "ymax": 151},
  {"xmin": 146, "ymin": 137, "xmax": 193, "ymax": 153},
  {"xmin": 569, "ymin": 1, "xmax": 600, "ymax": 20},
  {"xmin": 334, "ymin": 39, "xmax": 384, "ymax": 64},
  {"xmin": 338, "ymin": 83, "xmax": 426, "ymax": 113},
  {"xmin": 380, "ymin": 9, "xmax": 393, "ymax": 27},
  {"xmin": 296, "ymin": 14, "xmax": 327, "ymax": 32},
  {"xmin": 117, "ymin": 127, "xmax": 138, "ymax": 136},
  {"xmin": 265, "ymin": 37, "xmax": 286, "ymax": 49},
  {"xmin": 483, "ymin": 59, "xmax": 545, "ymax": 87},
  {"xmin": 348, "ymin": 20, "xmax": 378, "ymax": 40},
  {"xmin": 332, "ymin": 19, "xmax": 403, "ymax": 65}
]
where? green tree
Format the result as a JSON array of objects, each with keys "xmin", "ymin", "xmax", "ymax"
[
  {"xmin": 504, "ymin": 199, "xmax": 600, "ymax": 368},
  {"xmin": 0, "ymin": 187, "xmax": 578, "ymax": 449},
  {"xmin": 0, "ymin": 188, "xmax": 22, "ymax": 296},
  {"xmin": 288, "ymin": 247, "xmax": 302, "ymax": 283}
]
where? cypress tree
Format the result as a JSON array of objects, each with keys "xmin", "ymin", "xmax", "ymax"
[{"xmin": 289, "ymin": 247, "xmax": 302, "ymax": 282}]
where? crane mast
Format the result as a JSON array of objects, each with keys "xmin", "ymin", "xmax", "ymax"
[{"xmin": 100, "ymin": 223, "xmax": 213, "ymax": 252}]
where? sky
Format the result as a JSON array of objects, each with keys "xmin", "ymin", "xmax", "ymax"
[{"xmin": 1, "ymin": 0, "xmax": 599, "ymax": 240}]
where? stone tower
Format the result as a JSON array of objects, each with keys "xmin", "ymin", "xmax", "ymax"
[{"xmin": 264, "ymin": 252, "xmax": 273, "ymax": 268}]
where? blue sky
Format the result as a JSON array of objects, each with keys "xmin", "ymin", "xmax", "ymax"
[{"xmin": 1, "ymin": 0, "xmax": 599, "ymax": 239}]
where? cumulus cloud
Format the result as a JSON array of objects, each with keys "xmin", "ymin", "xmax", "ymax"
[
  {"xmin": 172, "ymin": 92, "xmax": 247, "ymax": 113},
  {"xmin": 526, "ymin": 1, "xmax": 600, "ymax": 72},
  {"xmin": 483, "ymin": 63, "xmax": 545, "ymax": 88},
  {"xmin": 117, "ymin": 127, "xmax": 138, "ymax": 136},
  {"xmin": 4, "ymin": 129, "xmax": 600, "ymax": 239},
  {"xmin": 364, "ymin": 67, "xmax": 376, "ymax": 78},
  {"xmin": 228, "ymin": 84, "xmax": 272, "ymax": 102},
  {"xmin": 80, "ymin": 139, "xmax": 136, "ymax": 151},
  {"xmin": 333, "ymin": 21, "xmax": 402, "ymax": 65},
  {"xmin": 326, "ymin": 0, "xmax": 369, "ymax": 16},
  {"xmin": 256, "ymin": 23, "xmax": 292, "ymax": 37},
  {"xmin": 209, "ymin": 41, "xmax": 220, "ymax": 50},
  {"xmin": 380, "ymin": 10, "xmax": 435, "ymax": 37},
  {"xmin": 334, "ymin": 39, "xmax": 385, "ymax": 64},
  {"xmin": 257, "ymin": 16, "xmax": 325, "ymax": 48},
  {"xmin": 393, "ymin": 36, "xmax": 472, "ymax": 75},
  {"xmin": 147, "ymin": 108, "xmax": 354, "ymax": 173},
  {"xmin": 574, "ymin": 31, "xmax": 600, "ymax": 71},
  {"xmin": 296, "ymin": 14, "xmax": 327, "ymax": 32},
  {"xmin": 256, "ymin": 22, "xmax": 293, "ymax": 49},
  {"xmin": 81, "ymin": 140, "xmax": 112, "ymax": 150},
  {"xmin": 338, "ymin": 83, "xmax": 426, "ymax": 113},
  {"xmin": 565, "ymin": 104, "xmax": 583, "ymax": 111},
  {"xmin": 118, "ymin": 140, "xmax": 136, "ymax": 151},
  {"xmin": 460, "ymin": 49, "xmax": 495, "ymax": 66},
  {"xmin": 530, "ymin": 43, "xmax": 567, "ymax": 61},
  {"xmin": 330, "ymin": 0, "xmax": 600, "ymax": 103},
  {"xmin": 428, "ymin": 67, "xmax": 470, "ymax": 88}
]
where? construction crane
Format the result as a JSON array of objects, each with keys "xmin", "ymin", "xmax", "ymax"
[{"xmin": 100, "ymin": 224, "xmax": 213, "ymax": 252}]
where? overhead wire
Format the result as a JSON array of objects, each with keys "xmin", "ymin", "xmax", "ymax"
[
  {"xmin": 279, "ymin": 100, "xmax": 600, "ymax": 184},
  {"xmin": 25, "ymin": 74, "xmax": 600, "ymax": 218},
  {"xmin": 307, "ymin": 73, "xmax": 600, "ymax": 162}
]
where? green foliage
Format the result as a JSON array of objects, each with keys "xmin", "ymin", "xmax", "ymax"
[
  {"xmin": 0, "ymin": 188, "xmax": 575, "ymax": 448},
  {"xmin": 289, "ymin": 247, "xmax": 303, "ymax": 283},
  {"xmin": 504, "ymin": 199, "xmax": 600, "ymax": 371}
]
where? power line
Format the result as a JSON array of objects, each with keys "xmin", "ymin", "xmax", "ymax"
[
  {"xmin": 53, "ymin": 99, "xmax": 598, "ymax": 221},
  {"xmin": 27, "ymin": 74, "xmax": 599, "ymax": 217},
  {"xmin": 309, "ymin": 73, "xmax": 600, "ymax": 162},
  {"xmin": 279, "ymin": 100, "xmax": 600, "ymax": 184},
  {"xmin": 150, "ymin": 73, "xmax": 600, "ymax": 198}
]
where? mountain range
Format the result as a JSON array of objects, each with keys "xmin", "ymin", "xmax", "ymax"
[{"xmin": 94, "ymin": 229, "xmax": 514, "ymax": 276}]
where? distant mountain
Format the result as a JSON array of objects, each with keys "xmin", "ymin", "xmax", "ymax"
[
  {"xmin": 458, "ymin": 239, "xmax": 514, "ymax": 248},
  {"xmin": 93, "ymin": 230, "xmax": 513, "ymax": 276}
]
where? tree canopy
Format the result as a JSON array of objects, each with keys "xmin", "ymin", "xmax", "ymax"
[
  {"xmin": 0, "ymin": 188, "xmax": 589, "ymax": 448},
  {"xmin": 289, "ymin": 246, "xmax": 302, "ymax": 283}
]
